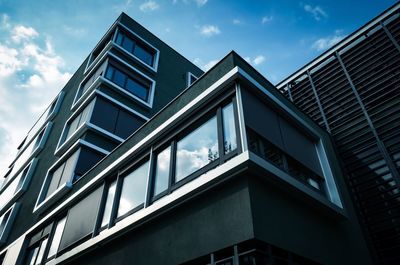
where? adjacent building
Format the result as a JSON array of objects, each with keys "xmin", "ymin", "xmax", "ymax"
[
  {"xmin": 1, "ymin": 3, "xmax": 397, "ymax": 265},
  {"xmin": 277, "ymin": 3, "xmax": 400, "ymax": 264}
]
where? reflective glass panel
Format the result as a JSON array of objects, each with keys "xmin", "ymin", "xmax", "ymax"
[
  {"xmin": 175, "ymin": 117, "xmax": 219, "ymax": 182},
  {"xmin": 101, "ymin": 180, "xmax": 117, "ymax": 228},
  {"xmin": 222, "ymin": 103, "xmax": 237, "ymax": 154},
  {"xmin": 117, "ymin": 161, "xmax": 149, "ymax": 217},
  {"xmin": 47, "ymin": 216, "xmax": 66, "ymax": 258},
  {"xmin": 153, "ymin": 147, "xmax": 171, "ymax": 196}
]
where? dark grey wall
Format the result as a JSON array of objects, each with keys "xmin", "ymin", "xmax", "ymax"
[{"xmin": 64, "ymin": 177, "xmax": 253, "ymax": 265}]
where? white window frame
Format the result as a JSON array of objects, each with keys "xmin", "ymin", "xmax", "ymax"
[
  {"xmin": 84, "ymin": 21, "xmax": 160, "ymax": 75},
  {"xmin": 34, "ymin": 140, "xmax": 110, "ymax": 214},
  {"xmin": 57, "ymin": 91, "xmax": 149, "ymax": 156},
  {"xmin": 186, "ymin": 72, "xmax": 198, "ymax": 88},
  {"xmin": 2, "ymin": 122, "xmax": 53, "ymax": 188},
  {"xmin": 0, "ymin": 159, "xmax": 38, "ymax": 214},
  {"xmin": 72, "ymin": 53, "xmax": 156, "ymax": 111},
  {"xmin": 0, "ymin": 203, "xmax": 21, "ymax": 245}
]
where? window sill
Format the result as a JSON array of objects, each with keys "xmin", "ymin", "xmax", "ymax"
[{"xmin": 33, "ymin": 184, "xmax": 72, "ymax": 215}]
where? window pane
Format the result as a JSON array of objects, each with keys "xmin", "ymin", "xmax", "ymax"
[
  {"xmin": 59, "ymin": 149, "xmax": 80, "ymax": 187},
  {"xmin": 115, "ymin": 32, "xmax": 123, "ymax": 46},
  {"xmin": 0, "ymin": 210, "xmax": 11, "ymax": 236},
  {"xmin": 65, "ymin": 115, "xmax": 80, "ymax": 140},
  {"xmin": 101, "ymin": 180, "xmax": 117, "ymax": 228},
  {"xmin": 46, "ymin": 163, "xmax": 66, "ymax": 198},
  {"xmin": 78, "ymin": 100, "xmax": 95, "ymax": 128},
  {"xmin": 126, "ymin": 78, "xmax": 148, "ymax": 101},
  {"xmin": 34, "ymin": 238, "xmax": 48, "ymax": 265},
  {"xmin": 134, "ymin": 45, "xmax": 154, "ymax": 66},
  {"xmin": 47, "ymin": 216, "xmax": 66, "ymax": 258},
  {"xmin": 90, "ymin": 98, "xmax": 119, "ymax": 134},
  {"xmin": 153, "ymin": 147, "xmax": 171, "ymax": 196},
  {"xmin": 122, "ymin": 36, "xmax": 134, "ymax": 53},
  {"xmin": 112, "ymin": 68, "xmax": 126, "ymax": 88},
  {"xmin": 26, "ymin": 247, "xmax": 39, "ymax": 265},
  {"xmin": 105, "ymin": 65, "xmax": 115, "ymax": 80},
  {"xmin": 117, "ymin": 161, "xmax": 149, "ymax": 218},
  {"xmin": 222, "ymin": 103, "xmax": 237, "ymax": 154},
  {"xmin": 114, "ymin": 110, "xmax": 144, "ymax": 139},
  {"xmin": 73, "ymin": 148, "xmax": 105, "ymax": 182},
  {"xmin": 175, "ymin": 117, "xmax": 219, "ymax": 182},
  {"xmin": 16, "ymin": 164, "xmax": 31, "ymax": 191}
]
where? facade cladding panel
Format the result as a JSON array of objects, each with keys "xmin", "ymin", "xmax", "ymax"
[
  {"xmin": 277, "ymin": 4, "xmax": 400, "ymax": 265},
  {"xmin": 0, "ymin": 5, "xmax": 396, "ymax": 265}
]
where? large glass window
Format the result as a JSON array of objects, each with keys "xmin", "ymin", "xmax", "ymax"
[
  {"xmin": 175, "ymin": 117, "xmax": 219, "ymax": 182},
  {"xmin": 104, "ymin": 64, "xmax": 151, "ymax": 102},
  {"xmin": 117, "ymin": 161, "xmax": 149, "ymax": 218},
  {"xmin": 153, "ymin": 147, "xmax": 171, "ymax": 196},
  {"xmin": 47, "ymin": 216, "xmax": 66, "ymax": 258},
  {"xmin": 42, "ymin": 147, "xmax": 105, "ymax": 202},
  {"xmin": 115, "ymin": 30, "xmax": 155, "ymax": 67},
  {"xmin": 0, "ymin": 204, "xmax": 18, "ymax": 243},
  {"xmin": 222, "ymin": 103, "xmax": 237, "ymax": 154},
  {"xmin": 100, "ymin": 181, "xmax": 117, "ymax": 229}
]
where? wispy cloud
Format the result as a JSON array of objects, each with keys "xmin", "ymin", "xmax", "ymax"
[
  {"xmin": 140, "ymin": 0, "xmax": 159, "ymax": 12},
  {"xmin": 233, "ymin": 19, "xmax": 242, "ymax": 25},
  {"xmin": 200, "ymin": 25, "xmax": 220, "ymax": 37},
  {"xmin": 64, "ymin": 26, "xmax": 87, "ymax": 37},
  {"xmin": 173, "ymin": 0, "xmax": 208, "ymax": 7},
  {"xmin": 244, "ymin": 55, "xmax": 266, "ymax": 66},
  {"xmin": 0, "ymin": 16, "xmax": 71, "ymax": 176},
  {"xmin": 112, "ymin": 0, "xmax": 133, "ymax": 13},
  {"xmin": 312, "ymin": 30, "xmax": 345, "ymax": 51},
  {"xmin": 261, "ymin": 16, "xmax": 273, "ymax": 24},
  {"xmin": 193, "ymin": 58, "xmax": 218, "ymax": 71},
  {"xmin": 11, "ymin": 25, "xmax": 38, "ymax": 43},
  {"xmin": 303, "ymin": 4, "xmax": 327, "ymax": 21}
]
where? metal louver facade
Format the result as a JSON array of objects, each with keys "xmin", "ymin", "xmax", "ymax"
[{"xmin": 277, "ymin": 4, "xmax": 400, "ymax": 264}]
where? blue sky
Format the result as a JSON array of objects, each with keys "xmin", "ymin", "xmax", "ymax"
[{"xmin": 0, "ymin": 0, "xmax": 396, "ymax": 176}]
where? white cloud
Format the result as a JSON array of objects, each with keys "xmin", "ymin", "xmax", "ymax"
[
  {"xmin": 11, "ymin": 25, "xmax": 38, "ymax": 43},
  {"xmin": 1, "ymin": 14, "xmax": 10, "ymax": 29},
  {"xmin": 140, "ymin": 0, "xmax": 159, "ymax": 12},
  {"xmin": 64, "ymin": 26, "xmax": 87, "ymax": 37},
  {"xmin": 312, "ymin": 30, "xmax": 345, "ymax": 51},
  {"xmin": 200, "ymin": 25, "xmax": 220, "ymax": 37},
  {"xmin": 303, "ymin": 4, "xmax": 327, "ymax": 21},
  {"xmin": 173, "ymin": 0, "xmax": 208, "ymax": 7},
  {"xmin": 253, "ymin": 55, "xmax": 266, "ymax": 65},
  {"xmin": 0, "ymin": 17, "xmax": 71, "ymax": 177},
  {"xmin": 195, "ymin": 0, "xmax": 208, "ymax": 6},
  {"xmin": 112, "ymin": 0, "xmax": 133, "ymax": 13},
  {"xmin": 233, "ymin": 19, "xmax": 242, "ymax": 25},
  {"xmin": 243, "ymin": 55, "xmax": 267, "ymax": 66},
  {"xmin": 261, "ymin": 16, "xmax": 273, "ymax": 24},
  {"xmin": 193, "ymin": 58, "xmax": 218, "ymax": 71}
]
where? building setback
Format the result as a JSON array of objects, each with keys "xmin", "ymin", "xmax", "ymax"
[
  {"xmin": 277, "ymin": 3, "xmax": 400, "ymax": 265},
  {"xmin": 0, "ymin": 5, "xmax": 390, "ymax": 265}
]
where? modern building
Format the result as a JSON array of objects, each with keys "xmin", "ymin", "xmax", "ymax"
[
  {"xmin": 0, "ymin": 3, "xmax": 396, "ymax": 265},
  {"xmin": 277, "ymin": 3, "xmax": 400, "ymax": 264}
]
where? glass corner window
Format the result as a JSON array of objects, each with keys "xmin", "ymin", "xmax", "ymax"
[{"xmin": 175, "ymin": 116, "xmax": 219, "ymax": 183}]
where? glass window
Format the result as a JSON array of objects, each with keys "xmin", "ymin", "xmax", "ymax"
[
  {"xmin": 175, "ymin": 116, "xmax": 219, "ymax": 182},
  {"xmin": 64, "ymin": 100, "xmax": 94, "ymax": 143},
  {"xmin": 115, "ymin": 31, "xmax": 123, "ymax": 45},
  {"xmin": 105, "ymin": 65, "xmax": 114, "ymax": 80},
  {"xmin": 134, "ymin": 45, "xmax": 153, "ymax": 66},
  {"xmin": 34, "ymin": 238, "xmax": 48, "ymax": 265},
  {"xmin": 47, "ymin": 216, "xmax": 66, "ymax": 258},
  {"xmin": 0, "ymin": 210, "xmax": 11, "ymax": 236},
  {"xmin": 113, "ymin": 68, "xmax": 126, "ymax": 88},
  {"xmin": 122, "ymin": 36, "xmax": 134, "ymax": 53},
  {"xmin": 101, "ymin": 180, "xmax": 117, "ymax": 228},
  {"xmin": 117, "ymin": 161, "xmax": 149, "ymax": 218},
  {"xmin": 114, "ymin": 110, "xmax": 144, "ymax": 139},
  {"xmin": 126, "ymin": 78, "xmax": 148, "ymax": 101},
  {"xmin": 25, "ymin": 246, "xmax": 39, "ymax": 265},
  {"xmin": 153, "ymin": 147, "xmax": 171, "ymax": 196},
  {"xmin": 222, "ymin": 103, "xmax": 237, "ymax": 154}
]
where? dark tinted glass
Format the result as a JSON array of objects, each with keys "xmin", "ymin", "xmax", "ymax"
[
  {"xmin": 113, "ymin": 68, "xmax": 126, "ymax": 88},
  {"xmin": 126, "ymin": 78, "xmax": 148, "ymax": 101},
  {"xmin": 114, "ymin": 110, "xmax": 144, "ymax": 139},
  {"xmin": 90, "ymin": 98, "xmax": 119, "ymax": 133},
  {"xmin": 58, "ymin": 187, "xmax": 102, "ymax": 252},
  {"xmin": 134, "ymin": 45, "xmax": 153, "ymax": 66},
  {"xmin": 74, "ymin": 148, "xmax": 105, "ymax": 182}
]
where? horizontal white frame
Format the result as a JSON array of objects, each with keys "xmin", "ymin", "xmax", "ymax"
[
  {"xmin": 13, "ymin": 92, "xmax": 64, "ymax": 162},
  {"xmin": 72, "ymin": 52, "xmax": 156, "ymax": 111},
  {"xmin": 0, "ymin": 203, "xmax": 21, "ymax": 245},
  {"xmin": 34, "ymin": 140, "xmax": 110, "ymax": 214},
  {"xmin": 0, "ymin": 159, "xmax": 38, "ymax": 216},
  {"xmin": 84, "ymin": 22, "xmax": 160, "ymax": 75},
  {"xmin": 2, "ymin": 122, "xmax": 53, "ymax": 190},
  {"xmin": 2, "ymin": 66, "xmax": 345, "ymax": 263},
  {"xmin": 56, "ymin": 91, "xmax": 149, "ymax": 156}
]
